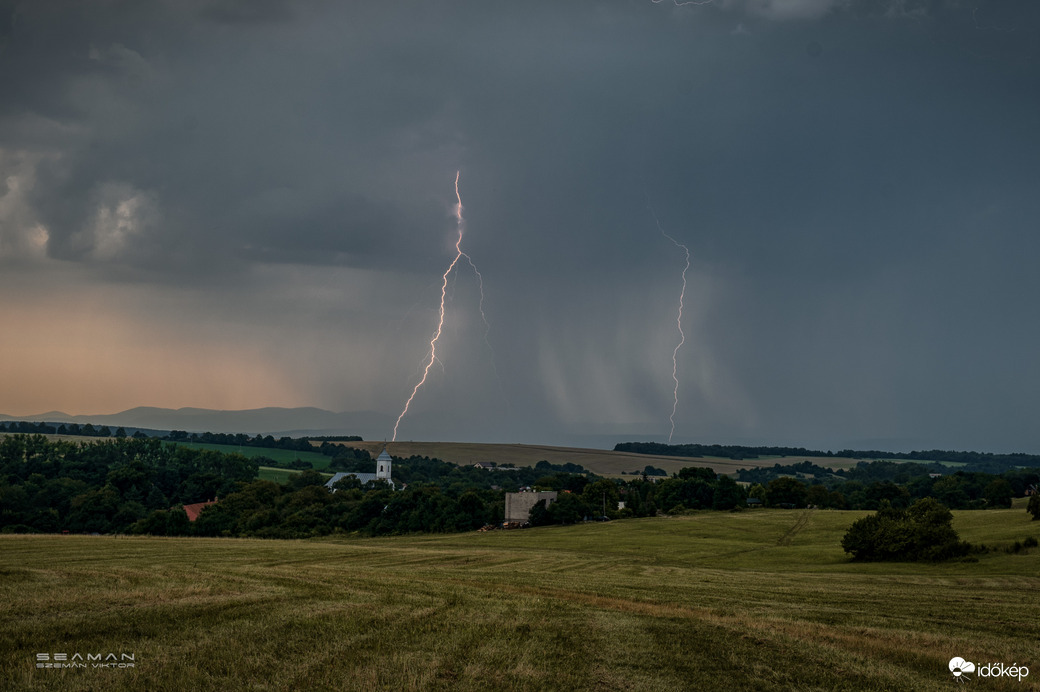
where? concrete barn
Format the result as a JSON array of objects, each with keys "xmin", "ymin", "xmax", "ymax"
[{"xmin": 505, "ymin": 491, "xmax": 558, "ymax": 523}]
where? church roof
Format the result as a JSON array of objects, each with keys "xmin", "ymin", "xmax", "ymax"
[
  {"xmin": 325, "ymin": 471, "xmax": 395, "ymax": 490},
  {"xmin": 377, "ymin": 448, "xmax": 392, "ymax": 462}
]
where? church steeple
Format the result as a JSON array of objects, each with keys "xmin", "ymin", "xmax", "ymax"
[{"xmin": 376, "ymin": 446, "xmax": 392, "ymax": 481}]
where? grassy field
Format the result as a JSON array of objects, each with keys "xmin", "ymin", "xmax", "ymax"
[
  {"xmin": 2, "ymin": 509, "xmax": 1038, "ymax": 691},
  {"xmin": 255, "ymin": 465, "xmax": 333, "ymax": 484},
  {"xmin": 324, "ymin": 441, "xmax": 878, "ymax": 477},
  {"xmin": 172, "ymin": 441, "xmax": 332, "ymax": 469},
  {"xmin": 22, "ymin": 434, "xmax": 912, "ymax": 477}
]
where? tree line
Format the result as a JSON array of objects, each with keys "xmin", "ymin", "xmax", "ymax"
[
  {"xmin": 137, "ymin": 472, "xmax": 503, "ymax": 539},
  {"xmin": 737, "ymin": 460, "xmax": 1038, "ymax": 511},
  {"xmin": 0, "ymin": 435, "xmax": 256, "ymax": 534},
  {"xmin": 4, "ymin": 434, "xmax": 1036, "ymax": 540},
  {"xmin": 616, "ymin": 441, "xmax": 1040, "ymax": 474},
  {"xmin": 0, "ymin": 421, "xmax": 363, "ymax": 451},
  {"xmin": 0, "ymin": 421, "xmax": 125, "ymax": 437},
  {"xmin": 0, "ymin": 435, "xmax": 590, "ymax": 538}
]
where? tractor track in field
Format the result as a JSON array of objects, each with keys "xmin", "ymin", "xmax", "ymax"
[{"xmin": 777, "ymin": 509, "xmax": 814, "ymax": 546}]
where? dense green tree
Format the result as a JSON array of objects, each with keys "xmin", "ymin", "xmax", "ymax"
[
  {"xmin": 678, "ymin": 466, "xmax": 716, "ymax": 482},
  {"xmin": 179, "ymin": 472, "xmax": 226, "ymax": 504},
  {"xmin": 106, "ymin": 458, "xmax": 154, "ymax": 495},
  {"xmin": 582, "ymin": 479, "xmax": 620, "ymax": 517},
  {"xmin": 166, "ymin": 506, "xmax": 192, "ymax": 536},
  {"xmin": 929, "ymin": 476, "xmax": 970, "ymax": 509},
  {"xmin": 1003, "ymin": 471, "xmax": 1039, "ymax": 497},
  {"xmin": 0, "ymin": 483, "xmax": 31, "ymax": 525},
  {"xmin": 1028, "ymin": 494, "xmax": 1040, "ymax": 521},
  {"xmin": 145, "ymin": 485, "xmax": 169, "ymax": 511},
  {"xmin": 528, "ymin": 498, "xmax": 550, "ymax": 526},
  {"xmin": 287, "ymin": 469, "xmax": 328, "ymax": 490},
  {"xmin": 841, "ymin": 498, "xmax": 971, "ymax": 562},
  {"xmin": 545, "ymin": 492, "xmax": 588, "ymax": 524},
  {"xmin": 865, "ymin": 481, "xmax": 911, "ymax": 510},
  {"xmin": 658, "ymin": 477, "xmax": 715, "ymax": 513},
  {"xmin": 712, "ymin": 476, "xmax": 745, "ymax": 510},
  {"xmin": 805, "ymin": 484, "xmax": 830, "ymax": 508},
  {"xmin": 457, "ymin": 490, "xmax": 492, "ymax": 528},
  {"xmin": 132, "ymin": 509, "xmax": 173, "ymax": 536},
  {"xmin": 342, "ymin": 491, "xmax": 394, "ymax": 534},
  {"xmin": 982, "ymin": 479, "xmax": 1013, "ymax": 508},
  {"xmin": 765, "ymin": 477, "xmax": 808, "ymax": 508},
  {"xmin": 67, "ymin": 486, "xmax": 121, "ymax": 533},
  {"xmin": 332, "ymin": 475, "xmax": 363, "ymax": 492}
]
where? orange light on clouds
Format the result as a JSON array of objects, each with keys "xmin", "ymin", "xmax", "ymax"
[{"xmin": 0, "ymin": 294, "xmax": 306, "ymax": 416}]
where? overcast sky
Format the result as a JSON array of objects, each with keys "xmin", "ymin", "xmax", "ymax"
[{"xmin": 1, "ymin": 0, "xmax": 1038, "ymax": 451}]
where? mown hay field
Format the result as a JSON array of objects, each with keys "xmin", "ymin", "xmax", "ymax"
[
  {"xmin": 2, "ymin": 509, "xmax": 1038, "ymax": 691},
  {"xmin": 330, "ymin": 440, "xmax": 869, "ymax": 476}
]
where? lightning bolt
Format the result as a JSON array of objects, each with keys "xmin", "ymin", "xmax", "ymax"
[
  {"xmin": 393, "ymin": 171, "xmax": 492, "ymax": 441},
  {"xmin": 649, "ymin": 207, "xmax": 690, "ymax": 444}
]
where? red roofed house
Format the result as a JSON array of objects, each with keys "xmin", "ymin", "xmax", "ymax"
[{"xmin": 181, "ymin": 498, "xmax": 217, "ymax": 522}]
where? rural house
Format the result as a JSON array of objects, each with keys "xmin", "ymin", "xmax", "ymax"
[{"xmin": 180, "ymin": 498, "xmax": 217, "ymax": 522}]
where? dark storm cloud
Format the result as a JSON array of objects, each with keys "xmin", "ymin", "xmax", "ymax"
[
  {"xmin": 2, "ymin": 0, "xmax": 459, "ymax": 274},
  {"xmin": 5, "ymin": 0, "xmax": 1031, "ymax": 275},
  {"xmin": 197, "ymin": 0, "xmax": 298, "ymax": 25},
  {"xmin": 2, "ymin": 0, "xmax": 1039, "ymax": 450}
]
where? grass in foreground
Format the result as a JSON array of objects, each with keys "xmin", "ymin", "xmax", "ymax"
[{"xmin": 2, "ymin": 510, "xmax": 1037, "ymax": 691}]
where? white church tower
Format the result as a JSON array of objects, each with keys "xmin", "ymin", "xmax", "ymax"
[{"xmin": 376, "ymin": 447, "xmax": 392, "ymax": 482}]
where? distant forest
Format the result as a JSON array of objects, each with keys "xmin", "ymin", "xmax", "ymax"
[
  {"xmin": 3, "ymin": 432, "xmax": 1037, "ymax": 540},
  {"xmin": 614, "ymin": 441, "xmax": 1040, "ymax": 474},
  {"xmin": 0, "ymin": 420, "xmax": 362, "ymax": 447},
  {"xmin": 0, "ymin": 435, "xmax": 607, "ymax": 538}
]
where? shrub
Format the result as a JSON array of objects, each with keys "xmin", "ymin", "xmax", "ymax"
[
  {"xmin": 1028, "ymin": 494, "xmax": 1040, "ymax": 521},
  {"xmin": 841, "ymin": 498, "xmax": 971, "ymax": 562}
]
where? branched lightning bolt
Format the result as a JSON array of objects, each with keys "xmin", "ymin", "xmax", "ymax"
[
  {"xmin": 649, "ymin": 207, "xmax": 690, "ymax": 444},
  {"xmin": 458, "ymin": 199, "xmax": 507, "ymax": 403},
  {"xmin": 393, "ymin": 171, "xmax": 493, "ymax": 441}
]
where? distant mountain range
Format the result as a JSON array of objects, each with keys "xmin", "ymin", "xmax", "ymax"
[{"xmin": 0, "ymin": 406, "xmax": 392, "ymax": 439}]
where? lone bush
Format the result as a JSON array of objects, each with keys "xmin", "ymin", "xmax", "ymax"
[
  {"xmin": 841, "ymin": 498, "xmax": 971, "ymax": 562},
  {"xmin": 1028, "ymin": 494, "xmax": 1040, "ymax": 521}
]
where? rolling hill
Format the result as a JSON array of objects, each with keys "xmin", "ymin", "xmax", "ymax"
[{"xmin": 328, "ymin": 440, "xmax": 864, "ymax": 476}]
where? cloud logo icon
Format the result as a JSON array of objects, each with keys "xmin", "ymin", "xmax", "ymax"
[{"xmin": 949, "ymin": 657, "xmax": 976, "ymax": 681}]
